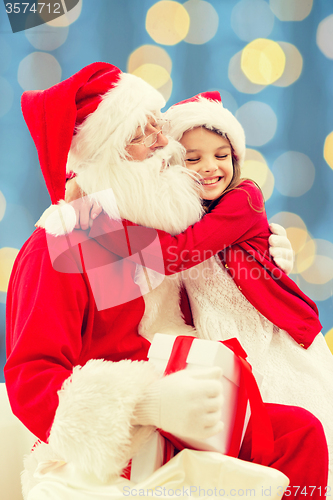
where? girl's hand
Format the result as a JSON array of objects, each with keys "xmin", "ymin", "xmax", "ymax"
[
  {"xmin": 268, "ymin": 223, "xmax": 294, "ymax": 275},
  {"xmin": 65, "ymin": 179, "xmax": 102, "ymax": 230}
]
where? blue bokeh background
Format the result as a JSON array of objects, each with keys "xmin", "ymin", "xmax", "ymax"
[{"xmin": 1, "ymin": 0, "xmax": 333, "ymax": 381}]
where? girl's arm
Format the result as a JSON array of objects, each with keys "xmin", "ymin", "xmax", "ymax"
[
  {"xmin": 88, "ymin": 181, "xmax": 268, "ymax": 275},
  {"xmin": 62, "ymin": 179, "xmax": 293, "ymax": 274},
  {"xmin": 147, "ymin": 181, "xmax": 268, "ymax": 274}
]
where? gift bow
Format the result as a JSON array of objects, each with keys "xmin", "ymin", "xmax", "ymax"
[{"xmin": 159, "ymin": 335, "xmax": 274, "ymax": 464}]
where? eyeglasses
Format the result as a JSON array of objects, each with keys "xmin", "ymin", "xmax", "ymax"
[{"xmin": 130, "ymin": 119, "xmax": 171, "ymax": 148}]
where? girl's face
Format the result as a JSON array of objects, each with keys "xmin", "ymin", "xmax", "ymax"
[{"xmin": 180, "ymin": 127, "xmax": 234, "ymax": 201}]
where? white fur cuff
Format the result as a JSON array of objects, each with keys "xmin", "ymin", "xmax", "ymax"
[{"xmin": 48, "ymin": 359, "xmax": 158, "ymax": 482}]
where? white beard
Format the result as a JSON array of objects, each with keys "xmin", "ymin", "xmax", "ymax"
[
  {"xmin": 75, "ymin": 138, "xmax": 204, "ymax": 235},
  {"xmin": 74, "ymin": 138, "xmax": 202, "ymax": 342}
]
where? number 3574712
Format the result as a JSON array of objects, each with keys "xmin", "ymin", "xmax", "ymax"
[{"xmin": 5, "ymin": 3, "xmax": 62, "ymax": 14}]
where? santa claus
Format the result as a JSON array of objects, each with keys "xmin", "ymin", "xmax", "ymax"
[{"xmin": 4, "ymin": 63, "xmax": 328, "ymax": 499}]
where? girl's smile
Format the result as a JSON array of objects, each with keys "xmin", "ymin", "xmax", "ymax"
[{"xmin": 179, "ymin": 127, "xmax": 234, "ymax": 201}]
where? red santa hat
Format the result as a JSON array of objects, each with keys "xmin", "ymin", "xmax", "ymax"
[
  {"xmin": 164, "ymin": 91, "xmax": 246, "ymax": 166},
  {"xmin": 21, "ymin": 62, "xmax": 166, "ymax": 204}
]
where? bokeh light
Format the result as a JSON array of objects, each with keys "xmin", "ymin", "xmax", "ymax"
[
  {"xmin": 0, "ymin": 248, "xmax": 19, "ymax": 293},
  {"xmin": 241, "ymin": 38, "xmax": 286, "ymax": 85},
  {"xmin": 231, "ymin": 0, "xmax": 274, "ymax": 42},
  {"xmin": 46, "ymin": 0, "xmax": 82, "ymax": 27},
  {"xmin": 146, "ymin": 1, "xmax": 190, "ymax": 46},
  {"xmin": 302, "ymin": 254, "xmax": 333, "ymax": 285},
  {"xmin": 0, "ymin": 77, "xmax": 14, "ymax": 118},
  {"xmin": 294, "ymin": 239, "xmax": 333, "ymax": 301},
  {"xmin": 273, "ymin": 42, "xmax": 303, "ymax": 87},
  {"xmin": 229, "ymin": 51, "xmax": 266, "ymax": 94},
  {"xmin": 317, "ymin": 15, "xmax": 333, "ymax": 60},
  {"xmin": 272, "ymin": 151, "xmax": 315, "ymax": 197},
  {"xmin": 183, "ymin": 0, "xmax": 219, "ymax": 45},
  {"xmin": 295, "ymin": 275, "xmax": 333, "ymax": 302},
  {"xmin": 18, "ymin": 53, "xmax": 62, "ymax": 90},
  {"xmin": 133, "ymin": 64, "xmax": 170, "ymax": 90},
  {"xmin": 236, "ymin": 101, "xmax": 277, "ymax": 146},
  {"xmin": 25, "ymin": 24, "xmax": 69, "ymax": 51},
  {"xmin": 296, "ymin": 238, "xmax": 316, "ymax": 273},
  {"xmin": 128, "ymin": 45, "xmax": 174, "ymax": 103},
  {"xmin": 269, "ymin": 0, "xmax": 313, "ymax": 22},
  {"xmin": 275, "ymin": 228, "xmax": 333, "ymax": 302},
  {"xmin": 324, "ymin": 131, "xmax": 333, "ymax": 170},
  {"xmin": 268, "ymin": 213, "xmax": 333, "ymax": 300},
  {"xmin": 242, "ymin": 149, "xmax": 274, "ymax": 200},
  {"xmin": 0, "ymin": 191, "xmax": 6, "ymax": 222},
  {"xmin": 128, "ymin": 45, "xmax": 172, "ymax": 75},
  {"xmin": 157, "ymin": 78, "xmax": 173, "ymax": 103},
  {"xmin": 133, "ymin": 63, "xmax": 172, "ymax": 102},
  {"xmin": 269, "ymin": 211, "xmax": 308, "ymax": 261}
]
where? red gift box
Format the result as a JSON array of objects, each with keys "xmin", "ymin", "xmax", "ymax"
[{"xmin": 148, "ymin": 334, "xmax": 273, "ymax": 462}]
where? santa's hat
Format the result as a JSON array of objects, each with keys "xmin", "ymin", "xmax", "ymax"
[
  {"xmin": 22, "ymin": 62, "xmax": 165, "ymax": 204},
  {"xmin": 164, "ymin": 91, "xmax": 246, "ymax": 166}
]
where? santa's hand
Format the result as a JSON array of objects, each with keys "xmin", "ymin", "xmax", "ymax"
[
  {"xmin": 65, "ymin": 179, "xmax": 102, "ymax": 230},
  {"xmin": 268, "ymin": 223, "xmax": 294, "ymax": 275},
  {"xmin": 134, "ymin": 367, "xmax": 224, "ymax": 440}
]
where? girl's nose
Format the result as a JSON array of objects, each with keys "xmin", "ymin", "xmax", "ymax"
[{"xmin": 203, "ymin": 158, "xmax": 218, "ymax": 173}]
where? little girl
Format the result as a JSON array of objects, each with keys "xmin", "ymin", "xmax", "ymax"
[
  {"xmin": 161, "ymin": 91, "xmax": 333, "ymax": 482},
  {"xmin": 62, "ymin": 91, "xmax": 333, "ymax": 481}
]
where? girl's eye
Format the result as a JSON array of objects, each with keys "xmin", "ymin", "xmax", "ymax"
[
  {"xmin": 185, "ymin": 158, "xmax": 200, "ymax": 162},
  {"xmin": 216, "ymin": 154, "xmax": 228, "ymax": 159}
]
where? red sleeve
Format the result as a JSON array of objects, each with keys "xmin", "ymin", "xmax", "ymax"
[
  {"xmin": 156, "ymin": 182, "xmax": 267, "ymax": 274},
  {"xmin": 89, "ymin": 182, "xmax": 267, "ymax": 276},
  {"xmin": 5, "ymin": 232, "xmax": 89, "ymax": 441}
]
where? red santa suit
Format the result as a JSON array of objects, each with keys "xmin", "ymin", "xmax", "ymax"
[{"xmin": 4, "ymin": 65, "xmax": 328, "ymax": 498}]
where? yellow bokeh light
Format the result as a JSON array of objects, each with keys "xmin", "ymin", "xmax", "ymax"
[
  {"xmin": 245, "ymin": 149, "xmax": 266, "ymax": 164},
  {"xmin": 158, "ymin": 77, "xmax": 173, "ymax": 103},
  {"xmin": 324, "ymin": 131, "xmax": 333, "ymax": 170},
  {"xmin": 269, "ymin": 212, "xmax": 307, "ymax": 231},
  {"xmin": 132, "ymin": 64, "xmax": 170, "ymax": 89},
  {"xmin": 301, "ymin": 255, "xmax": 333, "ymax": 285},
  {"xmin": 242, "ymin": 149, "xmax": 274, "ymax": 201},
  {"xmin": 146, "ymin": 1, "xmax": 190, "ymax": 46},
  {"xmin": 242, "ymin": 160, "xmax": 268, "ymax": 186},
  {"xmin": 0, "ymin": 247, "xmax": 19, "ymax": 293},
  {"xmin": 296, "ymin": 238, "xmax": 316, "ymax": 273},
  {"xmin": 285, "ymin": 227, "xmax": 308, "ymax": 255},
  {"xmin": 269, "ymin": 211, "xmax": 309, "ymax": 266},
  {"xmin": 325, "ymin": 328, "xmax": 333, "ymax": 355},
  {"xmin": 128, "ymin": 45, "xmax": 172, "ymax": 75},
  {"xmin": 241, "ymin": 38, "xmax": 286, "ymax": 85},
  {"xmin": 229, "ymin": 51, "xmax": 266, "ymax": 94},
  {"xmin": 273, "ymin": 42, "xmax": 303, "ymax": 87}
]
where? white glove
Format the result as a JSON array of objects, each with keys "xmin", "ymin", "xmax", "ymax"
[
  {"xmin": 268, "ymin": 223, "xmax": 295, "ymax": 275},
  {"xmin": 134, "ymin": 367, "xmax": 224, "ymax": 440}
]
